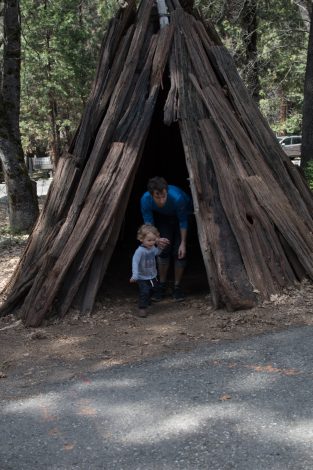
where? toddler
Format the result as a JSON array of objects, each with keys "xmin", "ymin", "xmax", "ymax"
[{"xmin": 130, "ymin": 224, "xmax": 169, "ymax": 317}]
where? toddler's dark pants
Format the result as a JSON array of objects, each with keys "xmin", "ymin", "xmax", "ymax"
[{"xmin": 137, "ymin": 278, "xmax": 158, "ymax": 309}]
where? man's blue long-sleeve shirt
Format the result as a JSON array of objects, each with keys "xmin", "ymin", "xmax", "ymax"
[{"xmin": 140, "ymin": 185, "xmax": 192, "ymax": 229}]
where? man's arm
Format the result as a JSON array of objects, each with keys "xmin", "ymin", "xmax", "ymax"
[
  {"xmin": 178, "ymin": 228, "xmax": 187, "ymax": 259},
  {"xmin": 140, "ymin": 193, "xmax": 154, "ymax": 225},
  {"xmin": 174, "ymin": 193, "xmax": 189, "ymax": 259}
]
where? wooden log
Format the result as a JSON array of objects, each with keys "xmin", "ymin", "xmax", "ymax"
[
  {"xmin": 70, "ymin": 35, "xmax": 161, "ymax": 312},
  {"xmin": 164, "ymin": 37, "xmax": 179, "ymax": 125},
  {"xmin": 180, "ymin": 119, "xmax": 258, "ymax": 310},
  {"xmin": 180, "ymin": 16, "xmax": 313, "ymax": 222},
  {"xmin": 186, "ymin": 64, "xmax": 313, "ymax": 281},
  {"xmin": 0, "ymin": 153, "xmax": 80, "ymax": 316},
  {"xmin": 192, "ymin": 15, "xmax": 223, "ymax": 48},
  {"xmin": 171, "ymin": 10, "xmax": 257, "ymax": 309},
  {"xmin": 245, "ymin": 175, "xmax": 313, "ymax": 277},
  {"xmin": 61, "ymin": 23, "xmax": 174, "ymax": 317},
  {"xmin": 114, "ymin": 35, "xmax": 159, "ymax": 141},
  {"xmin": 170, "ymin": 8, "xmax": 313, "ymax": 308},
  {"xmin": 205, "ymin": 46, "xmax": 313, "ymax": 222},
  {"xmin": 0, "ymin": 0, "xmax": 155, "ymax": 320},
  {"xmin": 23, "ymin": 108, "xmax": 148, "ymax": 326},
  {"xmin": 94, "ymin": 27, "xmax": 135, "ymax": 134},
  {"xmin": 0, "ymin": 4, "xmax": 140, "ymax": 316},
  {"xmin": 71, "ymin": 0, "xmax": 155, "ymax": 212},
  {"xmin": 19, "ymin": 24, "xmax": 173, "ymax": 325},
  {"xmin": 71, "ymin": 0, "xmax": 137, "ymax": 162},
  {"xmin": 199, "ymin": 118, "xmax": 296, "ymax": 293},
  {"xmin": 180, "ymin": 14, "xmax": 313, "ymax": 288},
  {"xmin": 58, "ymin": 25, "xmax": 174, "ymax": 315},
  {"xmin": 22, "ymin": 142, "xmax": 125, "ymax": 326}
]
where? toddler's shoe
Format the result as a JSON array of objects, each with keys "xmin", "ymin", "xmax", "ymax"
[{"xmin": 136, "ymin": 309, "xmax": 148, "ymax": 318}]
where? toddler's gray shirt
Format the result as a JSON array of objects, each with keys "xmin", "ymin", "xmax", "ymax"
[{"xmin": 132, "ymin": 245, "xmax": 161, "ymax": 280}]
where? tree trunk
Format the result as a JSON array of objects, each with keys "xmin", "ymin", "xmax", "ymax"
[
  {"xmin": 278, "ymin": 87, "xmax": 287, "ymax": 133},
  {"xmin": 44, "ymin": 11, "xmax": 61, "ymax": 169},
  {"xmin": 0, "ymin": 0, "xmax": 38, "ymax": 232},
  {"xmin": 301, "ymin": 8, "xmax": 313, "ymax": 170},
  {"xmin": 240, "ymin": 0, "xmax": 260, "ymax": 104},
  {"xmin": 294, "ymin": 0, "xmax": 311, "ymax": 31},
  {"xmin": 49, "ymin": 95, "xmax": 61, "ymax": 169}
]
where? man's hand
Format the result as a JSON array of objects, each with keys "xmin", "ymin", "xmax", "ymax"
[
  {"xmin": 178, "ymin": 241, "xmax": 186, "ymax": 259},
  {"xmin": 129, "ymin": 277, "xmax": 137, "ymax": 283}
]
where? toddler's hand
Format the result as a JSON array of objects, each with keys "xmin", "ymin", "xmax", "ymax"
[{"xmin": 158, "ymin": 237, "xmax": 170, "ymax": 249}]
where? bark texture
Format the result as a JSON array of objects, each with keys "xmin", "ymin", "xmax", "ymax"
[
  {"xmin": 239, "ymin": 0, "xmax": 260, "ymax": 103},
  {"xmin": 301, "ymin": 7, "xmax": 313, "ymax": 169},
  {"xmin": 0, "ymin": 0, "xmax": 39, "ymax": 232}
]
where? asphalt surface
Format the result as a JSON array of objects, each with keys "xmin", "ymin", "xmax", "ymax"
[{"xmin": 2, "ymin": 326, "xmax": 313, "ymax": 469}]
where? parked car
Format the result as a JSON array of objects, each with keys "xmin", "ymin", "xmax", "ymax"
[{"xmin": 279, "ymin": 135, "xmax": 302, "ymax": 159}]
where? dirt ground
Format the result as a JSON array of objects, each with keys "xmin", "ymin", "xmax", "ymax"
[{"xmin": 1, "ymin": 197, "xmax": 313, "ymax": 395}]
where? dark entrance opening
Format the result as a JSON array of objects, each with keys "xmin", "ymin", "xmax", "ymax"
[{"xmin": 102, "ymin": 78, "xmax": 208, "ymax": 299}]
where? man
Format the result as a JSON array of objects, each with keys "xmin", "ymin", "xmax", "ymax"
[{"xmin": 140, "ymin": 176, "xmax": 193, "ymax": 301}]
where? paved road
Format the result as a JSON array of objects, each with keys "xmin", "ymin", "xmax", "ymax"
[{"xmin": 1, "ymin": 326, "xmax": 313, "ymax": 469}]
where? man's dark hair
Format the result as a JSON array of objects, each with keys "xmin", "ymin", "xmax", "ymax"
[{"xmin": 147, "ymin": 177, "xmax": 168, "ymax": 194}]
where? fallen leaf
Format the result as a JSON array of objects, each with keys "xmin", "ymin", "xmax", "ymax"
[
  {"xmin": 48, "ymin": 427, "xmax": 61, "ymax": 437},
  {"xmin": 77, "ymin": 406, "xmax": 97, "ymax": 416},
  {"xmin": 219, "ymin": 394, "xmax": 232, "ymax": 401},
  {"xmin": 63, "ymin": 443, "xmax": 75, "ymax": 451}
]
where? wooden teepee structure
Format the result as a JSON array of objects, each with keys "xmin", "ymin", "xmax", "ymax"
[{"xmin": 1, "ymin": 0, "xmax": 313, "ymax": 327}]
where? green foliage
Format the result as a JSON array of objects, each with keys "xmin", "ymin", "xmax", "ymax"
[
  {"xmin": 20, "ymin": 0, "xmax": 116, "ymax": 154},
  {"xmin": 304, "ymin": 160, "xmax": 313, "ymax": 190},
  {"xmin": 257, "ymin": 0, "xmax": 308, "ymax": 133}
]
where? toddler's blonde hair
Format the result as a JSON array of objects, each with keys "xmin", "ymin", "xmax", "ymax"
[{"xmin": 137, "ymin": 224, "xmax": 160, "ymax": 242}]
